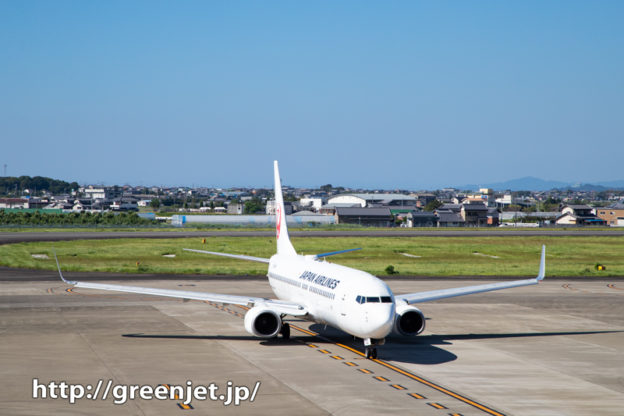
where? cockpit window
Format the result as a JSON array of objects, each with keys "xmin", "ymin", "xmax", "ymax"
[{"xmin": 357, "ymin": 295, "xmax": 391, "ymax": 304}]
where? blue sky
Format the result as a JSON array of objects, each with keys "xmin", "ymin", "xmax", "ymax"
[{"xmin": 1, "ymin": 1, "xmax": 623, "ymax": 189}]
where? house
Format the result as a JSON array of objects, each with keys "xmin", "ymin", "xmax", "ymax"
[
  {"xmin": 439, "ymin": 203, "xmax": 462, "ymax": 213},
  {"xmin": 227, "ymin": 203, "xmax": 244, "ymax": 215},
  {"xmin": 435, "ymin": 210, "xmax": 465, "ymax": 227},
  {"xmin": 83, "ymin": 187, "xmax": 108, "ymax": 200},
  {"xmin": 487, "ymin": 208, "xmax": 500, "ymax": 226},
  {"xmin": 406, "ymin": 211, "xmax": 437, "ymax": 227},
  {"xmin": 110, "ymin": 200, "xmax": 138, "ymax": 211},
  {"xmin": 596, "ymin": 202, "xmax": 624, "ymax": 226},
  {"xmin": 556, "ymin": 205, "xmax": 607, "ymax": 226},
  {"xmin": 335, "ymin": 207, "xmax": 394, "ymax": 227},
  {"xmin": 0, "ymin": 198, "xmax": 29, "ymax": 209},
  {"xmin": 461, "ymin": 202, "xmax": 488, "ymax": 226},
  {"xmin": 414, "ymin": 194, "xmax": 436, "ymax": 208},
  {"xmin": 72, "ymin": 199, "xmax": 93, "ymax": 212}
]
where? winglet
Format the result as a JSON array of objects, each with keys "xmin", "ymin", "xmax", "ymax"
[
  {"xmin": 53, "ymin": 250, "xmax": 76, "ymax": 285},
  {"xmin": 536, "ymin": 245, "xmax": 546, "ymax": 281}
]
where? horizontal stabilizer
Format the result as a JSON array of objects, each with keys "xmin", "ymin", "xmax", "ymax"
[{"xmin": 315, "ymin": 248, "xmax": 362, "ymax": 259}]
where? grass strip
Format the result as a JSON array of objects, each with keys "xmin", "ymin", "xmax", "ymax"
[{"xmin": 0, "ymin": 236, "xmax": 622, "ymax": 277}]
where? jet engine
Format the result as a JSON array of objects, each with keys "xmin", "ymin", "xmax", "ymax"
[
  {"xmin": 244, "ymin": 306, "xmax": 282, "ymax": 338},
  {"xmin": 393, "ymin": 304, "xmax": 425, "ymax": 336}
]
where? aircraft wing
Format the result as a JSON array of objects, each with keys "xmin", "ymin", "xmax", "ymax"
[
  {"xmin": 397, "ymin": 245, "xmax": 546, "ymax": 305},
  {"xmin": 183, "ymin": 248, "xmax": 270, "ymax": 263},
  {"xmin": 54, "ymin": 255, "xmax": 306, "ymax": 316}
]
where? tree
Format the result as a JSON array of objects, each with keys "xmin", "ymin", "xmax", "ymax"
[
  {"xmin": 423, "ymin": 199, "xmax": 442, "ymax": 212},
  {"xmin": 244, "ymin": 198, "xmax": 264, "ymax": 214},
  {"xmin": 150, "ymin": 198, "xmax": 160, "ymax": 209}
]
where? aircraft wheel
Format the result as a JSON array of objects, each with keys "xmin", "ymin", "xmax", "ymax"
[
  {"xmin": 372, "ymin": 348, "xmax": 378, "ymax": 359},
  {"xmin": 281, "ymin": 323, "xmax": 290, "ymax": 340},
  {"xmin": 365, "ymin": 347, "xmax": 376, "ymax": 359}
]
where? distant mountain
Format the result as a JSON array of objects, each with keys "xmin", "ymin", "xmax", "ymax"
[
  {"xmin": 458, "ymin": 177, "xmax": 624, "ymax": 191},
  {"xmin": 594, "ymin": 180, "xmax": 624, "ymax": 189}
]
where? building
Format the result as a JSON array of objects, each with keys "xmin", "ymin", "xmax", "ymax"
[
  {"xmin": 72, "ymin": 199, "xmax": 93, "ymax": 212},
  {"xmin": 596, "ymin": 202, "xmax": 624, "ymax": 226},
  {"xmin": 556, "ymin": 205, "xmax": 607, "ymax": 226},
  {"xmin": 335, "ymin": 207, "xmax": 394, "ymax": 227},
  {"xmin": 501, "ymin": 211, "xmax": 559, "ymax": 224},
  {"xmin": 461, "ymin": 202, "xmax": 488, "ymax": 226},
  {"xmin": 265, "ymin": 200, "xmax": 293, "ymax": 215},
  {"xmin": 299, "ymin": 197, "xmax": 324, "ymax": 212},
  {"xmin": 487, "ymin": 208, "xmax": 500, "ymax": 226},
  {"xmin": 406, "ymin": 212, "xmax": 437, "ymax": 227},
  {"xmin": 463, "ymin": 188, "xmax": 495, "ymax": 207},
  {"xmin": 439, "ymin": 203, "xmax": 462, "ymax": 213},
  {"xmin": 110, "ymin": 200, "xmax": 138, "ymax": 211},
  {"xmin": 414, "ymin": 194, "xmax": 436, "ymax": 208},
  {"xmin": 227, "ymin": 203, "xmax": 244, "ymax": 215},
  {"xmin": 436, "ymin": 210, "xmax": 465, "ymax": 227},
  {"xmin": 328, "ymin": 193, "xmax": 416, "ymax": 208},
  {"xmin": 83, "ymin": 187, "xmax": 108, "ymax": 200},
  {"xmin": 0, "ymin": 198, "xmax": 29, "ymax": 209},
  {"xmin": 171, "ymin": 214, "xmax": 334, "ymax": 227}
]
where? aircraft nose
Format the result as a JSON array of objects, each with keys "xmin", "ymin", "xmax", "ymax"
[{"xmin": 368, "ymin": 305, "xmax": 395, "ymax": 338}]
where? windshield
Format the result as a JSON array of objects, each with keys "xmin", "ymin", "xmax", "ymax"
[{"xmin": 356, "ymin": 295, "xmax": 392, "ymax": 304}]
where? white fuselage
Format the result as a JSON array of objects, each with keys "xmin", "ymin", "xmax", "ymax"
[{"xmin": 267, "ymin": 254, "xmax": 395, "ymax": 340}]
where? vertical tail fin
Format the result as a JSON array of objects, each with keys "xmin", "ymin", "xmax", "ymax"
[{"xmin": 274, "ymin": 161, "xmax": 297, "ymax": 256}]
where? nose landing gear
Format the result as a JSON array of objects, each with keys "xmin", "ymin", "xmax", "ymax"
[
  {"xmin": 363, "ymin": 337, "xmax": 384, "ymax": 359},
  {"xmin": 365, "ymin": 347, "xmax": 378, "ymax": 359}
]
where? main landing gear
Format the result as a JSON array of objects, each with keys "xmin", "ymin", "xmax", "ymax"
[{"xmin": 280, "ymin": 322, "xmax": 290, "ymax": 340}]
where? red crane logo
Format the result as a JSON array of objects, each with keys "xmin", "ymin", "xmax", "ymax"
[{"xmin": 276, "ymin": 205, "xmax": 282, "ymax": 240}]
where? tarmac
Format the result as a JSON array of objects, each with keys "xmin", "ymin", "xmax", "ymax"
[{"xmin": 1, "ymin": 271, "xmax": 623, "ymax": 415}]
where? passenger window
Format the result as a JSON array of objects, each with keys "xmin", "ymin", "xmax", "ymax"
[
  {"xmin": 366, "ymin": 297, "xmax": 380, "ymax": 303},
  {"xmin": 380, "ymin": 296, "xmax": 392, "ymax": 303}
]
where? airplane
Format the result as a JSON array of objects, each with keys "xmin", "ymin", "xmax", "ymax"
[{"xmin": 56, "ymin": 161, "xmax": 546, "ymax": 359}]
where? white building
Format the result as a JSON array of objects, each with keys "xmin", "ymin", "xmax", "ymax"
[
  {"xmin": 299, "ymin": 197, "xmax": 324, "ymax": 211},
  {"xmin": 83, "ymin": 188, "xmax": 108, "ymax": 200},
  {"xmin": 0, "ymin": 198, "xmax": 29, "ymax": 209},
  {"xmin": 266, "ymin": 200, "xmax": 293, "ymax": 215},
  {"xmin": 327, "ymin": 193, "xmax": 416, "ymax": 208}
]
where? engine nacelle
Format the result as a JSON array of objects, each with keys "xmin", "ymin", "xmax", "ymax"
[
  {"xmin": 244, "ymin": 306, "xmax": 282, "ymax": 338},
  {"xmin": 393, "ymin": 304, "xmax": 425, "ymax": 336}
]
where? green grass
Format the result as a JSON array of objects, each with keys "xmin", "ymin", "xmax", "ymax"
[{"xmin": 0, "ymin": 236, "xmax": 623, "ymax": 277}]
